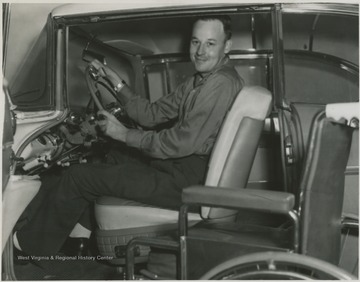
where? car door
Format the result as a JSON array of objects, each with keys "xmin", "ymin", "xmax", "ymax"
[
  {"xmin": 2, "ymin": 4, "xmax": 13, "ymax": 194},
  {"xmin": 280, "ymin": 4, "xmax": 359, "ymax": 276}
]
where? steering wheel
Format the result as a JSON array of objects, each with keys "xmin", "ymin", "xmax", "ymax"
[
  {"xmin": 200, "ymin": 252, "xmax": 356, "ymax": 280},
  {"xmin": 85, "ymin": 64, "xmax": 136, "ymax": 129}
]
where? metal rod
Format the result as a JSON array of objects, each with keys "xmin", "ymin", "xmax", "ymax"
[
  {"xmin": 271, "ymin": 3, "xmax": 286, "ymax": 108},
  {"xmin": 179, "ymin": 205, "xmax": 190, "ymax": 279},
  {"xmin": 309, "ymin": 14, "xmax": 320, "ymax": 51},
  {"xmin": 2, "ymin": 3, "xmax": 11, "ymax": 72},
  {"xmin": 179, "ymin": 205, "xmax": 189, "ymax": 237},
  {"xmin": 251, "ymin": 14, "xmax": 257, "ymax": 50},
  {"xmin": 126, "ymin": 237, "xmax": 179, "ymax": 280},
  {"xmin": 164, "ymin": 61, "xmax": 172, "ymax": 94},
  {"xmin": 289, "ymin": 210, "xmax": 300, "ymax": 253},
  {"xmin": 180, "ymin": 236, "xmax": 188, "ymax": 280}
]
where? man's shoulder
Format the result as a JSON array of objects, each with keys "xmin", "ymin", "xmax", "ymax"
[{"xmin": 213, "ymin": 64, "xmax": 243, "ymax": 85}]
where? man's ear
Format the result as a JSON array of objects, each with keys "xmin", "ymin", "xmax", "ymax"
[{"xmin": 224, "ymin": 39, "xmax": 232, "ymax": 54}]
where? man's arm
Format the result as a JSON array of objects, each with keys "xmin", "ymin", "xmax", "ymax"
[
  {"xmin": 124, "ymin": 83, "xmax": 186, "ymax": 128},
  {"xmin": 90, "ymin": 59, "xmax": 184, "ymax": 128},
  {"xmin": 126, "ymin": 74, "xmax": 242, "ymax": 159}
]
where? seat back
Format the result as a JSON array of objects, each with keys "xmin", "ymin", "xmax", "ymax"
[
  {"xmin": 299, "ymin": 103, "xmax": 358, "ymax": 264},
  {"xmin": 202, "ymin": 86, "xmax": 272, "ymax": 219}
]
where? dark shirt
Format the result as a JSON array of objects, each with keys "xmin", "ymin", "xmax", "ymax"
[{"xmin": 125, "ymin": 57, "xmax": 244, "ymax": 159}]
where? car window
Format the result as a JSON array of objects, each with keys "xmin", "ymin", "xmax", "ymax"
[
  {"xmin": 8, "ymin": 27, "xmax": 49, "ymax": 108},
  {"xmin": 282, "ymin": 13, "xmax": 358, "ymax": 104},
  {"xmin": 284, "ymin": 54, "xmax": 358, "ymax": 104},
  {"xmin": 3, "ymin": 3, "xmax": 58, "ymax": 110},
  {"xmin": 66, "ymin": 11, "xmax": 273, "ymax": 106}
]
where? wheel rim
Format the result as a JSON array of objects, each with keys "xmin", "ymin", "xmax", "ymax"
[{"xmin": 200, "ymin": 252, "xmax": 357, "ymax": 280}]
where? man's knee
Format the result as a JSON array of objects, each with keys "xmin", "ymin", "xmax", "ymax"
[
  {"xmin": 66, "ymin": 164, "xmax": 90, "ymax": 176},
  {"xmin": 60, "ymin": 165, "xmax": 94, "ymax": 194},
  {"xmin": 61, "ymin": 164, "xmax": 110, "ymax": 199}
]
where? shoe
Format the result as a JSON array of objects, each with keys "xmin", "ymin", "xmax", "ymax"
[
  {"xmin": 13, "ymin": 246, "xmax": 30, "ymax": 265},
  {"xmin": 59, "ymin": 237, "xmax": 89, "ymax": 256}
]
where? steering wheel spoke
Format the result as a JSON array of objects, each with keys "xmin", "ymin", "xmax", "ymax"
[{"xmin": 85, "ymin": 65, "xmax": 136, "ymax": 128}]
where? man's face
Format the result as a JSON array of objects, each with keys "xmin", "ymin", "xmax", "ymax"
[{"xmin": 190, "ymin": 19, "xmax": 232, "ymax": 73}]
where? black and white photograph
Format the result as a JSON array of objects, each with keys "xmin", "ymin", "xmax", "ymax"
[{"xmin": 1, "ymin": 1, "xmax": 359, "ymax": 280}]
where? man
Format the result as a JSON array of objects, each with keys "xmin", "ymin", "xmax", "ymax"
[{"xmin": 14, "ymin": 15, "xmax": 244, "ymax": 256}]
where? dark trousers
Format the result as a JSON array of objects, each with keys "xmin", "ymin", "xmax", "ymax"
[{"xmin": 17, "ymin": 147, "xmax": 208, "ymax": 256}]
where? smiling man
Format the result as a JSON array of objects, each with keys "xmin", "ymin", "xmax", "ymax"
[
  {"xmin": 190, "ymin": 17, "xmax": 232, "ymax": 72},
  {"xmin": 14, "ymin": 15, "xmax": 244, "ymax": 257}
]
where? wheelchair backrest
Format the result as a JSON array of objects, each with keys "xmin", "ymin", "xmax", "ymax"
[
  {"xmin": 299, "ymin": 103, "xmax": 358, "ymax": 264},
  {"xmin": 202, "ymin": 86, "xmax": 272, "ymax": 219}
]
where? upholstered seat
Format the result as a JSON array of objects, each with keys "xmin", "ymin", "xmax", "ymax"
[{"xmin": 95, "ymin": 86, "xmax": 273, "ymax": 264}]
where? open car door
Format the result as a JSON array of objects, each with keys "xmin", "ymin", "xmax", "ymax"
[{"xmin": 2, "ymin": 4, "xmax": 42, "ymax": 280}]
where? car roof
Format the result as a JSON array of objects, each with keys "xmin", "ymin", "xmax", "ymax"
[
  {"xmin": 51, "ymin": 1, "xmax": 358, "ymax": 18},
  {"xmin": 51, "ymin": 1, "xmax": 248, "ymax": 17}
]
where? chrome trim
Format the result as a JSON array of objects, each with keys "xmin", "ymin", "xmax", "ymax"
[
  {"xmin": 52, "ymin": 3, "xmax": 357, "ymax": 21},
  {"xmin": 14, "ymin": 110, "xmax": 63, "ymax": 123},
  {"xmin": 284, "ymin": 50, "xmax": 359, "ymax": 77},
  {"xmin": 272, "ymin": 5, "xmax": 289, "ymax": 192},
  {"xmin": 341, "ymin": 214, "xmax": 358, "ymax": 230},
  {"xmin": 142, "ymin": 52, "xmax": 272, "ymax": 65},
  {"xmin": 230, "ymin": 52, "xmax": 271, "ymax": 59},
  {"xmin": 271, "ymin": 4, "xmax": 286, "ymax": 108},
  {"xmin": 53, "ymin": 3, "xmax": 273, "ymax": 24},
  {"xmin": 309, "ymin": 14, "xmax": 320, "ymax": 51},
  {"xmin": 2, "ymin": 3, "xmax": 11, "ymax": 73},
  {"xmin": 282, "ymin": 3, "xmax": 358, "ymax": 17},
  {"xmin": 13, "ymin": 109, "xmax": 68, "ymax": 163},
  {"xmin": 251, "ymin": 13, "xmax": 257, "ymax": 49},
  {"xmin": 142, "ymin": 55, "xmax": 190, "ymax": 65},
  {"xmin": 345, "ymin": 166, "xmax": 359, "ymax": 175},
  {"xmin": 342, "ymin": 221, "xmax": 359, "ymax": 230}
]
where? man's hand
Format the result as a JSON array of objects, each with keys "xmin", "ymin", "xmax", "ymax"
[
  {"xmin": 90, "ymin": 59, "xmax": 124, "ymax": 91},
  {"xmin": 97, "ymin": 110, "xmax": 129, "ymax": 142}
]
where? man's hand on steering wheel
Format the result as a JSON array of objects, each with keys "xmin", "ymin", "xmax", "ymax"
[
  {"xmin": 97, "ymin": 110, "xmax": 129, "ymax": 142},
  {"xmin": 90, "ymin": 59, "xmax": 126, "ymax": 93},
  {"xmin": 87, "ymin": 59, "xmax": 136, "ymax": 129}
]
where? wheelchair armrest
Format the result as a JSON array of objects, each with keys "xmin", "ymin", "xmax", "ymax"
[{"xmin": 182, "ymin": 186, "xmax": 295, "ymax": 214}]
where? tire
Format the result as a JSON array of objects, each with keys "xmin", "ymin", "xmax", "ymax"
[{"xmin": 200, "ymin": 251, "xmax": 357, "ymax": 280}]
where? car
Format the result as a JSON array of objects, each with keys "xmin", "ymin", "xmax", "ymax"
[{"xmin": 2, "ymin": 1, "xmax": 358, "ymax": 280}]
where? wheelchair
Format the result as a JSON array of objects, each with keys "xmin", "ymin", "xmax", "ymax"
[{"xmin": 124, "ymin": 102, "xmax": 358, "ymax": 280}]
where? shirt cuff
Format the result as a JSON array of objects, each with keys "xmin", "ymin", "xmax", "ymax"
[{"xmin": 125, "ymin": 129, "xmax": 143, "ymax": 149}]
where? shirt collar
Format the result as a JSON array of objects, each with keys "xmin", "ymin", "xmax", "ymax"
[{"xmin": 193, "ymin": 55, "xmax": 229, "ymax": 88}]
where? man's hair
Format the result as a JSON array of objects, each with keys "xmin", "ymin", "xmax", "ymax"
[{"xmin": 194, "ymin": 15, "xmax": 232, "ymax": 41}]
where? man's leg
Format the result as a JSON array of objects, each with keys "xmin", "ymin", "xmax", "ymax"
[
  {"xmin": 16, "ymin": 152, "xmax": 207, "ymax": 256},
  {"xmin": 16, "ymin": 163, "xmax": 106, "ymax": 256}
]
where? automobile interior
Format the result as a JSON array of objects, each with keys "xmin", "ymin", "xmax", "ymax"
[{"xmin": 2, "ymin": 2, "xmax": 358, "ymax": 280}]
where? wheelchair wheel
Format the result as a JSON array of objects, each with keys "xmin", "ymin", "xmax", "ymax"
[{"xmin": 200, "ymin": 252, "xmax": 357, "ymax": 280}]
